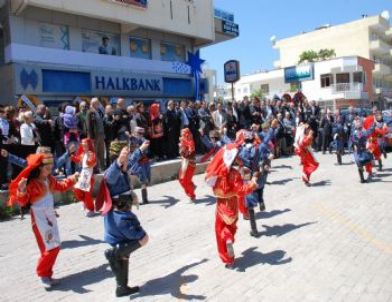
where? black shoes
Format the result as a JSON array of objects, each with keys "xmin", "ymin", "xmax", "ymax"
[
  {"xmin": 116, "ymin": 286, "xmax": 140, "ymax": 297},
  {"xmin": 259, "ymin": 202, "xmax": 266, "ymax": 212},
  {"xmin": 141, "ymin": 188, "xmax": 149, "ymax": 204}
]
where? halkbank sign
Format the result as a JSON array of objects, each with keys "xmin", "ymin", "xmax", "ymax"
[
  {"xmin": 284, "ymin": 64, "xmax": 314, "ymax": 83},
  {"xmin": 92, "ymin": 72, "xmax": 163, "ymax": 96}
]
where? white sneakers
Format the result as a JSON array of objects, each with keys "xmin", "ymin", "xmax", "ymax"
[{"xmin": 40, "ymin": 277, "xmax": 60, "ymax": 289}]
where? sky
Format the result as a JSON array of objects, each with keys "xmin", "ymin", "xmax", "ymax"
[{"xmin": 201, "ymin": 0, "xmax": 392, "ymax": 85}]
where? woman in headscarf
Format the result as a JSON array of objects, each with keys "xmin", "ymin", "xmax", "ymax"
[
  {"xmin": 8, "ymin": 153, "xmax": 78, "ymax": 288},
  {"xmin": 294, "ymin": 123, "xmax": 319, "ymax": 186},
  {"xmin": 71, "ymin": 138, "xmax": 97, "ymax": 217},
  {"xmin": 205, "ymin": 143, "xmax": 258, "ymax": 269},
  {"xmin": 178, "ymin": 128, "xmax": 196, "ymax": 202}
]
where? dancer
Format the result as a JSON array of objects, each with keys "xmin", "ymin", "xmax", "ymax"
[
  {"xmin": 8, "ymin": 153, "xmax": 78, "ymax": 288},
  {"xmin": 178, "ymin": 128, "xmax": 197, "ymax": 202},
  {"xmin": 257, "ymin": 120, "xmax": 279, "ymax": 210},
  {"xmin": 353, "ymin": 118, "xmax": 376, "ymax": 182},
  {"xmin": 129, "ymin": 127, "xmax": 151, "ymax": 204},
  {"xmin": 205, "ymin": 143, "xmax": 258, "ymax": 269},
  {"xmin": 367, "ymin": 111, "xmax": 389, "ymax": 171},
  {"xmin": 71, "ymin": 138, "xmax": 97, "ymax": 217},
  {"xmin": 294, "ymin": 123, "xmax": 319, "ymax": 186},
  {"xmin": 237, "ymin": 130, "xmax": 261, "ymax": 237},
  {"xmin": 97, "ymin": 144, "xmax": 149, "ymax": 297},
  {"xmin": 334, "ymin": 113, "xmax": 346, "ymax": 165}
]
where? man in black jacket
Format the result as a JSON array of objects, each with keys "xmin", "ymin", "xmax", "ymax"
[{"xmin": 163, "ymin": 100, "xmax": 181, "ymax": 159}]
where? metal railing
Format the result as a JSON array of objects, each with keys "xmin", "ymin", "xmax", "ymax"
[{"xmin": 332, "ymin": 82, "xmax": 363, "ymax": 92}]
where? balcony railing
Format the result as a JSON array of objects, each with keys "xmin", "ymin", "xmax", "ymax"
[{"xmin": 332, "ymin": 82, "xmax": 363, "ymax": 92}]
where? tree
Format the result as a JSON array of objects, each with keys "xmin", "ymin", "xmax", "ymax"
[
  {"xmin": 298, "ymin": 50, "xmax": 319, "ymax": 64},
  {"xmin": 251, "ymin": 88, "xmax": 264, "ymax": 99},
  {"xmin": 318, "ymin": 48, "xmax": 336, "ymax": 60}
]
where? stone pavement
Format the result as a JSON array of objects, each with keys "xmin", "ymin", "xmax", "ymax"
[{"xmin": 0, "ymin": 154, "xmax": 391, "ymax": 302}]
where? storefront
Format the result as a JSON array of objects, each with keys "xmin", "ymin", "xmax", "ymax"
[{"xmin": 7, "ymin": 62, "xmax": 207, "ymax": 112}]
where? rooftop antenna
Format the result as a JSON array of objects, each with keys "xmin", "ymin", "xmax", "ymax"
[{"xmin": 270, "ymin": 35, "xmax": 276, "ymax": 46}]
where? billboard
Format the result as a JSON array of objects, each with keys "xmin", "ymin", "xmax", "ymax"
[{"xmin": 284, "ymin": 65, "xmax": 314, "ymax": 83}]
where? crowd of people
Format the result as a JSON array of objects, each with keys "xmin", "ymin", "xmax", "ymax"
[{"xmin": 2, "ymin": 92, "xmax": 387, "ymax": 191}]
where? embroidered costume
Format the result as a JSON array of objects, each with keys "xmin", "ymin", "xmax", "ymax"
[
  {"xmin": 71, "ymin": 138, "xmax": 96, "ymax": 216},
  {"xmin": 8, "ymin": 153, "xmax": 76, "ymax": 287},
  {"xmin": 294, "ymin": 124, "xmax": 319, "ymax": 185},
  {"xmin": 178, "ymin": 128, "xmax": 197, "ymax": 201},
  {"xmin": 206, "ymin": 144, "xmax": 257, "ymax": 267}
]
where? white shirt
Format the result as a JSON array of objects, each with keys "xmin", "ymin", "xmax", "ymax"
[{"xmin": 20, "ymin": 122, "xmax": 36, "ymax": 145}]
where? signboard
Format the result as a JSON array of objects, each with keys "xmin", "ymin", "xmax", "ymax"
[
  {"xmin": 284, "ymin": 65, "xmax": 314, "ymax": 83},
  {"xmin": 224, "ymin": 60, "xmax": 240, "ymax": 83},
  {"xmin": 38, "ymin": 23, "xmax": 70, "ymax": 50},
  {"xmin": 81, "ymin": 29, "xmax": 120, "ymax": 56},
  {"xmin": 214, "ymin": 8, "xmax": 234, "ymax": 22},
  {"xmin": 110, "ymin": 0, "xmax": 147, "ymax": 8},
  {"xmin": 222, "ymin": 20, "xmax": 239, "ymax": 37},
  {"xmin": 92, "ymin": 71, "xmax": 163, "ymax": 97}
]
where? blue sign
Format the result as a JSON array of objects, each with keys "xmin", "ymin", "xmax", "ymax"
[
  {"xmin": 20, "ymin": 68, "xmax": 38, "ymax": 90},
  {"xmin": 224, "ymin": 60, "xmax": 240, "ymax": 83},
  {"xmin": 214, "ymin": 8, "xmax": 234, "ymax": 22},
  {"xmin": 94, "ymin": 76, "xmax": 161, "ymax": 92},
  {"xmin": 222, "ymin": 20, "xmax": 239, "ymax": 37},
  {"xmin": 42, "ymin": 69, "xmax": 91, "ymax": 93},
  {"xmin": 284, "ymin": 65, "xmax": 314, "ymax": 83}
]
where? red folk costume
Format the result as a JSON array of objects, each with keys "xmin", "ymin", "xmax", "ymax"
[
  {"xmin": 364, "ymin": 115, "xmax": 388, "ymax": 162},
  {"xmin": 8, "ymin": 154, "xmax": 76, "ymax": 279},
  {"xmin": 206, "ymin": 144, "xmax": 256, "ymax": 266},
  {"xmin": 178, "ymin": 128, "xmax": 196, "ymax": 201},
  {"xmin": 71, "ymin": 138, "xmax": 97, "ymax": 212},
  {"xmin": 294, "ymin": 124, "xmax": 319, "ymax": 185}
]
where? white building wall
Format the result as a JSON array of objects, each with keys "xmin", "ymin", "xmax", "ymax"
[{"xmin": 10, "ymin": 0, "xmax": 215, "ymax": 42}]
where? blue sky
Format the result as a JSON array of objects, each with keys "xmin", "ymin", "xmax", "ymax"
[{"xmin": 202, "ymin": 0, "xmax": 392, "ymax": 84}]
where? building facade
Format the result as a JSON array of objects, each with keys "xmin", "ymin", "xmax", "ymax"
[
  {"xmin": 225, "ymin": 56, "xmax": 374, "ymax": 110},
  {"xmin": 273, "ymin": 12, "xmax": 392, "ymax": 107},
  {"xmin": 0, "ymin": 0, "xmax": 238, "ymax": 108}
]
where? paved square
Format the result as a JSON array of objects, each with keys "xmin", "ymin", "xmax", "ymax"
[{"xmin": 1, "ymin": 154, "xmax": 391, "ymax": 302}]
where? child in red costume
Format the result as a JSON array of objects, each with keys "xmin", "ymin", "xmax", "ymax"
[
  {"xmin": 71, "ymin": 138, "xmax": 97, "ymax": 217},
  {"xmin": 294, "ymin": 123, "xmax": 319, "ymax": 186},
  {"xmin": 8, "ymin": 153, "xmax": 78, "ymax": 288},
  {"xmin": 178, "ymin": 128, "xmax": 197, "ymax": 202},
  {"xmin": 205, "ymin": 143, "xmax": 258, "ymax": 269},
  {"xmin": 366, "ymin": 112, "xmax": 389, "ymax": 172}
]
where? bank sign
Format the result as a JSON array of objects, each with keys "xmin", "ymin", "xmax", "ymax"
[
  {"xmin": 224, "ymin": 60, "xmax": 240, "ymax": 83},
  {"xmin": 222, "ymin": 20, "xmax": 239, "ymax": 37},
  {"xmin": 92, "ymin": 72, "xmax": 163, "ymax": 96},
  {"xmin": 284, "ymin": 65, "xmax": 314, "ymax": 83}
]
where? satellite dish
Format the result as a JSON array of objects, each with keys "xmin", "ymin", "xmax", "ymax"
[
  {"xmin": 381, "ymin": 10, "xmax": 390, "ymax": 20},
  {"xmin": 270, "ymin": 35, "xmax": 276, "ymax": 42}
]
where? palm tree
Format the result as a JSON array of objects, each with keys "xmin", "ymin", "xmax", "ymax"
[{"xmin": 298, "ymin": 50, "xmax": 319, "ymax": 64}]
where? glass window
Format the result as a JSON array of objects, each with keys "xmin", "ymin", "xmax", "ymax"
[
  {"xmin": 160, "ymin": 42, "xmax": 185, "ymax": 62},
  {"xmin": 129, "ymin": 37, "xmax": 151, "ymax": 59},
  {"xmin": 260, "ymin": 84, "xmax": 269, "ymax": 94},
  {"xmin": 320, "ymin": 74, "xmax": 333, "ymax": 87},
  {"xmin": 336, "ymin": 73, "xmax": 350, "ymax": 84},
  {"xmin": 81, "ymin": 29, "xmax": 120, "ymax": 56},
  {"xmin": 353, "ymin": 72, "xmax": 363, "ymax": 83}
]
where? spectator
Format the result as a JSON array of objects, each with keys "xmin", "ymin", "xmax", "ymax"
[
  {"xmin": 87, "ymin": 97, "xmax": 106, "ymax": 172},
  {"xmin": 34, "ymin": 104, "xmax": 55, "ymax": 151},
  {"xmin": 149, "ymin": 103, "xmax": 165, "ymax": 160},
  {"xmin": 63, "ymin": 105, "xmax": 80, "ymax": 147},
  {"xmin": 163, "ymin": 100, "xmax": 181, "ymax": 159},
  {"xmin": 103, "ymin": 104, "xmax": 114, "ymax": 167},
  {"xmin": 212, "ymin": 102, "xmax": 227, "ymax": 129},
  {"xmin": 20, "ymin": 111, "xmax": 38, "ymax": 146},
  {"xmin": 77, "ymin": 101, "xmax": 89, "ymax": 139}
]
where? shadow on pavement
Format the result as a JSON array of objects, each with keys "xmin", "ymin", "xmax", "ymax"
[
  {"xmin": 150, "ymin": 195, "xmax": 180, "ymax": 208},
  {"xmin": 269, "ymin": 178, "xmax": 294, "ymax": 185},
  {"xmin": 375, "ymin": 172, "xmax": 392, "ymax": 177},
  {"xmin": 235, "ymin": 247, "xmax": 292, "ymax": 272},
  {"xmin": 272, "ymin": 164, "xmax": 293, "ymax": 170},
  {"xmin": 54, "ymin": 264, "xmax": 111, "ymax": 294},
  {"xmin": 62, "ymin": 235, "xmax": 104, "ymax": 250},
  {"xmin": 195, "ymin": 195, "xmax": 216, "ymax": 206},
  {"xmin": 136, "ymin": 258, "xmax": 209, "ymax": 300},
  {"xmin": 255, "ymin": 208, "xmax": 291, "ymax": 219},
  {"xmin": 311, "ymin": 180, "xmax": 331, "ymax": 187},
  {"xmin": 259, "ymin": 221, "xmax": 317, "ymax": 237}
]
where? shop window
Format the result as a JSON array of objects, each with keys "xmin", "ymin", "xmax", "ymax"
[
  {"xmin": 160, "ymin": 42, "xmax": 185, "ymax": 62},
  {"xmin": 353, "ymin": 72, "xmax": 363, "ymax": 83},
  {"xmin": 320, "ymin": 74, "xmax": 333, "ymax": 88},
  {"xmin": 260, "ymin": 84, "xmax": 269, "ymax": 94},
  {"xmin": 129, "ymin": 37, "xmax": 151, "ymax": 60}
]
